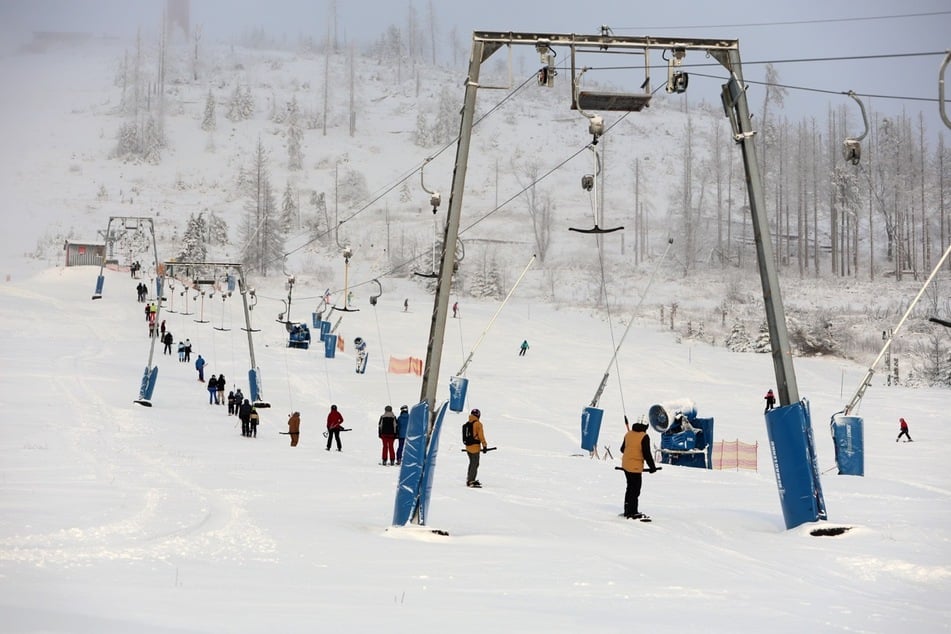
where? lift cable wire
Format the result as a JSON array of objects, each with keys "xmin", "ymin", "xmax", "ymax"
[{"xmin": 612, "ymin": 10, "xmax": 951, "ymax": 31}]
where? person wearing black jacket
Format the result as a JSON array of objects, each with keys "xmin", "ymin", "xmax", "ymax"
[
  {"xmin": 620, "ymin": 420, "xmax": 658, "ymax": 520},
  {"xmin": 378, "ymin": 406, "xmax": 398, "ymax": 465},
  {"xmin": 238, "ymin": 399, "xmax": 253, "ymax": 437}
]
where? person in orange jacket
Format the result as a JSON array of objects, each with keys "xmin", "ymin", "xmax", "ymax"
[
  {"xmin": 287, "ymin": 411, "xmax": 301, "ymax": 447},
  {"xmin": 463, "ymin": 408, "xmax": 488, "ymax": 487},
  {"xmin": 620, "ymin": 419, "xmax": 657, "ymax": 520}
]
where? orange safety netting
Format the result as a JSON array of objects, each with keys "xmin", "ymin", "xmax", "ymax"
[
  {"xmin": 711, "ymin": 440, "xmax": 758, "ymax": 471},
  {"xmin": 387, "ymin": 356, "xmax": 423, "ymax": 376}
]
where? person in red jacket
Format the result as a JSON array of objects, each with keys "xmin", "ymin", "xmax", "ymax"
[
  {"xmin": 896, "ymin": 417, "xmax": 913, "ymax": 442},
  {"xmin": 764, "ymin": 388, "xmax": 776, "ymax": 413},
  {"xmin": 620, "ymin": 419, "xmax": 657, "ymax": 520},
  {"xmin": 326, "ymin": 404, "xmax": 345, "ymax": 451}
]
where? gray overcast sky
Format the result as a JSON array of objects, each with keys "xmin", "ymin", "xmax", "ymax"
[{"xmin": 1, "ymin": 0, "xmax": 949, "ymax": 135}]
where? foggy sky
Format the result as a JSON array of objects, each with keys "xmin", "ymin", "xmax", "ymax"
[{"xmin": 1, "ymin": 0, "xmax": 949, "ymax": 134}]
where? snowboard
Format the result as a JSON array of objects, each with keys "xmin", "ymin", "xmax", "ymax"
[{"xmin": 619, "ymin": 513, "xmax": 652, "ymax": 522}]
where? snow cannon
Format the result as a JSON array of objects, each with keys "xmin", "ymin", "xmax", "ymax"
[
  {"xmin": 650, "ymin": 400, "xmax": 713, "ymax": 470},
  {"xmin": 648, "ymin": 399, "xmax": 697, "ymax": 433}
]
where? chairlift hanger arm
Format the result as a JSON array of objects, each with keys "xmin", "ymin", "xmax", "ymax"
[{"xmin": 940, "ymin": 51, "xmax": 951, "ymax": 130}]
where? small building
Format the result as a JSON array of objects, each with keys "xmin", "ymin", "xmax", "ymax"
[{"xmin": 64, "ymin": 241, "xmax": 105, "ymax": 267}]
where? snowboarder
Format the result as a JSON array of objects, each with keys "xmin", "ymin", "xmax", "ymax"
[
  {"xmin": 519, "ymin": 340, "xmax": 529, "ymax": 356},
  {"xmin": 378, "ymin": 405, "xmax": 398, "ymax": 465},
  {"xmin": 395, "ymin": 405, "xmax": 409, "ymax": 465},
  {"xmin": 764, "ymin": 388, "xmax": 776, "ymax": 413},
  {"xmin": 195, "ymin": 354, "xmax": 206, "ymax": 382},
  {"xmin": 463, "ymin": 408, "xmax": 488, "ymax": 487},
  {"xmin": 248, "ymin": 407, "xmax": 259, "ymax": 438},
  {"xmin": 896, "ymin": 417, "xmax": 913, "ymax": 442},
  {"xmin": 619, "ymin": 418, "xmax": 657, "ymax": 520},
  {"xmin": 287, "ymin": 411, "xmax": 301, "ymax": 447},
  {"xmin": 207, "ymin": 375, "xmax": 219, "ymax": 404},
  {"xmin": 238, "ymin": 399, "xmax": 252, "ymax": 436},
  {"xmin": 326, "ymin": 404, "xmax": 344, "ymax": 451}
]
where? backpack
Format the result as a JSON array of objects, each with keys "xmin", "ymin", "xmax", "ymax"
[{"xmin": 462, "ymin": 420, "xmax": 477, "ymax": 445}]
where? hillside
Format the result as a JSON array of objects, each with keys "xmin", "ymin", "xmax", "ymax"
[{"xmin": 2, "ymin": 34, "xmax": 948, "ymax": 382}]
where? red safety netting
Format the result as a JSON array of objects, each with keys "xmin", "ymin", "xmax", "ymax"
[{"xmin": 712, "ymin": 440, "xmax": 758, "ymax": 471}]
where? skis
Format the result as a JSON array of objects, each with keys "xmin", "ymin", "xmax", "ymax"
[
  {"xmin": 322, "ymin": 427, "xmax": 352, "ymax": 438},
  {"xmin": 619, "ymin": 513, "xmax": 652, "ymax": 522},
  {"xmin": 459, "ymin": 447, "xmax": 497, "ymax": 453}
]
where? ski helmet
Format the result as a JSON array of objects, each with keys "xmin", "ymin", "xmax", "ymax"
[{"xmin": 470, "ymin": 408, "xmax": 481, "ymax": 418}]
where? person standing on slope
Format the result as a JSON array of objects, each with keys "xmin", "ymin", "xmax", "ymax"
[
  {"xmin": 326, "ymin": 404, "xmax": 344, "ymax": 451},
  {"xmin": 620, "ymin": 418, "xmax": 657, "ymax": 519},
  {"xmin": 378, "ymin": 405, "xmax": 398, "ymax": 465},
  {"xmin": 395, "ymin": 405, "xmax": 409, "ymax": 465},
  {"xmin": 287, "ymin": 411, "xmax": 301, "ymax": 447},
  {"xmin": 463, "ymin": 408, "xmax": 488, "ymax": 487},
  {"xmin": 896, "ymin": 417, "xmax": 913, "ymax": 442},
  {"xmin": 764, "ymin": 388, "xmax": 776, "ymax": 413}
]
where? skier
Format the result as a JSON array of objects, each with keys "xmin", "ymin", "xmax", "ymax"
[
  {"xmin": 764, "ymin": 388, "xmax": 776, "ymax": 413},
  {"xmin": 395, "ymin": 405, "xmax": 409, "ymax": 465},
  {"xmin": 177, "ymin": 341, "xmax": 185, "ymax": 362},
  {"xmin": 248, "ymin": 407, "xmax": 259, "ymax": 438},
  {"xmin": 452, "ymin": 302, "xmax": 459, "ymax": 318},
  {"xmin": 287, "ymin": 411, "xmax": 301, "ymax": 447},
  {"xmin": 227, "ymin": 390, "xmax": 236, "ymax": 415},
  {"xmin": 162, "ymin": 331, "xmax": 173, "ymax": 355},
  {"xmin": 207, "ymin": 375, "xmax": 219, "ymax": 404},
  {"xmin": 896, "ymin": 417, "xmax": 913, "ymax": 442},
  {"xmin": 403, "ymin": 298, "xmax": 409, "ymax": 312},
  {"xmin": 326, "ymin": 404, "xmax": 344, "ymax": 451},
  {"xmin": 463, "ymin": 408, "xmax": 488, "ymax": 487},
  {"xmin": 378, "ymin": 405, "xmax": 398, "ymax": 465},
  {"xmin": 238, "ymin": 399, "xmax": 252, "ymax": 437},
  {"xmin": 354, "ymin": 337, "xmax": 368, "ymax": 374},
  {"xmin": 195, "ymin": 354, "xmax": 206, "ymax": 382},
  {"xmin": 184, "ymin": 339, "xmax": 192, "ymax": 362},
  {"xmin": 519, "ymin": 340, "xmax": 529, "ymax": 356},
  {"xmin": 619, "ymin": 418, "xmax": 657, "ymax": 520},
  {"xmin": 216, "ymin": 374, "xmax": 226, "ymax": 406},
  {"xmin": 233, "ymin": 389, "xmax": 244, "ymax": 416}
]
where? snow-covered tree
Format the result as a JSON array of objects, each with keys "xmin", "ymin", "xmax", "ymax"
[
  {"xmin": 227, "ymin": 85, "xmax": 255, "ymax": 122},
  {"xmin": 238, "ymin": 139, "xmax": 283, "ymax": 275},
  {"xmin": 179, "ymin": 213, "xmax": 208, "ymax": 262},
  {"xmin": 281, "ymin": 181, "xmax": 298, "ymax": 231},
  {"xmin": 286, "ymin": 96, "xmax": 303, "ymax": 170},
  {"xmin": 201, "ymin": 89, "xmax": 216, "ymax": 131},
  {"xmin": 207, "ymin": 211, "xmax": 229, "ymax": 246},
  {"xmin": 725, "ymin": 322, "xmax": 753, "ymax": 353}
]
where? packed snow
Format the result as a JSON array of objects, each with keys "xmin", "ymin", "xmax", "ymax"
[{"xmin": 1, "ymin": 263, "xmax": 949, "ymax": 633}]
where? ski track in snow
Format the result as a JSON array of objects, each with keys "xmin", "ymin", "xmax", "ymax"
[{"xmin": 0, "ymin": 283, "xmax": 278, "ymax": 568}]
